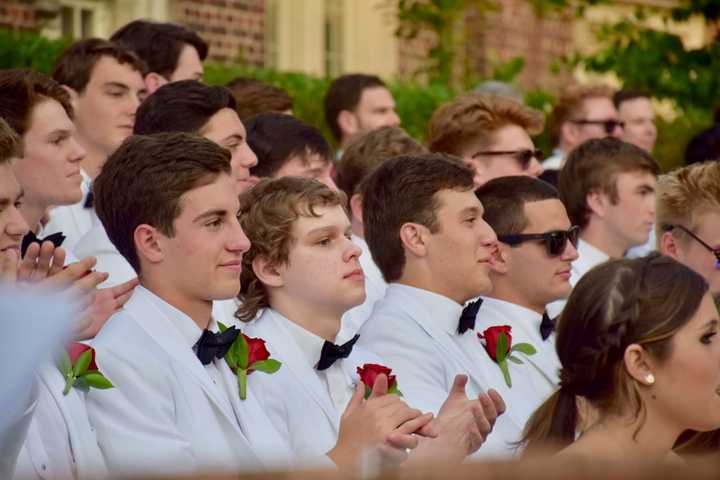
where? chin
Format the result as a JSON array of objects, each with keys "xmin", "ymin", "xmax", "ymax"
[{"xmin": 209, "ymin": 282, "xmax": 241, "ymax": 301}]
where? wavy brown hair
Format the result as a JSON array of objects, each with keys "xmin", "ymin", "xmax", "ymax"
[
  {"xmin": 521, "ymin": 253, "xmax": 708, "ymax": 454},
  {"xmin": 236, "ymin": 176, "xmax": 346, "ymax": 322}
]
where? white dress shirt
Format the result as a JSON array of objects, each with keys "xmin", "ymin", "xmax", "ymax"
[
  {"xmin": 338, "ymin": 235, "xmax": 388, "ymax": 342},
  {"xmin": 541, "ymin": 149, "xmax": 565, "ymax": 171},
  {"xmin": 44, "ymin": 170, "xmax": 96, "ymax": 253},
  {"xmin": 358, "ymin": 283, "xmax": 524, "ymax": 457},
  {"xmin": 473, "ymin": 297, "xmax": 561, "ymax": 433}
]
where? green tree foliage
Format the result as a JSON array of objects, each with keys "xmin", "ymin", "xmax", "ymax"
[{"xmin": 0, "ymin": 29, "xmax": 70, "ymax": 73}]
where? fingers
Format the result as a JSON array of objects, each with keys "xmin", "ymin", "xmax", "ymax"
[
  {"xmin": 17, "ymin": 242, "xmax": 40, "ymax": 281},
  {"xmin": 449, "ymin": 374, "xmax": 469, "ymax": 398},
  {"xmin": 487, "ymin": 388, "xmax": 506, "ymax": 416},
  {"xmin": 369, "ymin": 373, "xmax": 389, "ymax": 398},
  {"xmin": 47, "ymin": 247, "xmax": 67, "ymax": 277},
  {"xmin": 107, "ymin": 277, "xmax": 139, "ymax": 302},
  {"xmin": 384, "ymin": 430, "xmax": 419, "ymax": 451},
  {"xmin": 471, "ymin": 400, "xmax": 493, "ymax": 437},
  {"xmin": 478, "ymin": 393, "xmax": 498, "ymax": 425},
  {"xmin": 31, "ymin": 241, "xmax": 56, "ymax": 282},
  {"xmin": 395, "ymin": 412, "xmax": 436, "ymax": 437},
  {"xmin": 43, "ymin": 256, "xmax": 98, "ymax": 290},
  {"xmin": 343, "ymin": 381, "xmax": 365, "ymax": 417},
  {"xmin": 0, "ymin": 249, "xmax": 19, "ymax": 284}
]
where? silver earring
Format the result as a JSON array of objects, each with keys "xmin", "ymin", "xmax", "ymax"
[{"xmin": 644, "ymin": 373, "xmax": 655, "ymax": 385}]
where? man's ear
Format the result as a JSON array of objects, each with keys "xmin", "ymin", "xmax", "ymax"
[
  {"xmin": 586, "ymin": 190, "xmax": 608, "ymax": 218},
  {"xmin": 399, "ymin": 222, "xmax": 429, "ymax": 259},
  {"xmin": 624, "ymin": 343, "xmax": 656, "ymax": 387},
  {"xmin": 659, "ymin": 230, "xmax": 681, "ymax": 260},
  {"xmin": 349, "ymin": 193, "xmax": 364, "ymax": 226},
  {"xmin": 62, "ymin": 85, "xmax": 80, "ymax": 111},
  {"xmin": 337, "ymin": 110, "xmax": 358, "ymax": 139},
  {"xmin": 252, "ymin": 255, "xmax": 284, "ymax": 288},
  {"xmin": 134, "ymin": 224, "xmax": 164, "ymax": 265},
  {"xmin": 144, "ymin": 73, "xmax": 168, "ymax": 96}
]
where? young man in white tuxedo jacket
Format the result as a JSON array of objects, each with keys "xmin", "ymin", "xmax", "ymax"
[
  {"xmin": 334, "ymin": 126, "xmax": 427, "ymax": 341},
  {"xmin": 74, "ymin": 80, "xmax": 258, "ymax": 298},
  {"xmin": 546, "ymin": 138, "xmax": 659, "ymax": 317},
  {"xmin": 357, "ymin": 153, "xmax": 518, "ymax": 457},
  {"xmin": 473, "ymin": 176, "xmax": 578, "ymax": 438},
  {"xmin": 46, "ymin": 39, "xmax": 146, "ymax": 251},
  {"xmin": 236, "ymin": 176, "xmax": 503, "ymax": 468},
  {"xmin": 86, "ymin": 133, "xmax": 293, "ymax": 476}
]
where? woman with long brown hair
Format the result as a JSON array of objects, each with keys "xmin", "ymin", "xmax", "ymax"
[{"xmin": 521, "ymin": 253, "xmax": 720, "ymax": 460}]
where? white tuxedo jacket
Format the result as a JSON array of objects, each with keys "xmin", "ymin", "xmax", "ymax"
[
  {"xmin": 244, "ymin": 309, "xmax": 378, "ymax": 465},
  {"xmin": 357, "ymin": 284, "xmax": 523, "ymax": 457},
  {"xmin": 86, "ymin": 287, "xmax": 294, "ymax": 477},
  {"xmin": 473, "ymin": 297, "xmax": 561, "ymax": 439},
  {"xmin": 16, "ymin": 366, "xmax": 107, "ymax": 480},
  {"xmin": 73, "ymin": 224, "xmax": 134, "ymax": 289}
]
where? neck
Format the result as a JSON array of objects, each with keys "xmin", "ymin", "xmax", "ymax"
[
  {"xmin": 141, "ymin": 275, "xmax": 213, "ymax": 330},
  {"xmin": 486, "ymin": 279, "xmax": 546, "ymax": 315},
  {"xmin": 19, "ymin": 200, "xmax": 48, "ymax": 234},
  {"xmin": 397, "ymin": 262, "xmax": 465, "ymax": 305},
  {"xmin": 581, "ymin": 223, "xmax": 628, "ymax": 258},
  {"xmin": 581, "ymin": 410, "xmax": 680, "ymax": 461},
  {"xmin": 270, "ymin": 294, "xmax": 342, "ymax": 342},
  {"xmin": 79, "ymin": 144, "xmax": 107, "ymax": 180}
]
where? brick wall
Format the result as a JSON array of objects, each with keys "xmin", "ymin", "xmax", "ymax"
[
  {"xmin": 469, "ymin": 0, "xmax": 574, "ymax": 92},
  {"xmin": 170, "ymin": 0, "xmax": 266, "ymax": 66},
  {"xmin": 0, "ymin": 0, "xmax": 41, "ymax": 31}
]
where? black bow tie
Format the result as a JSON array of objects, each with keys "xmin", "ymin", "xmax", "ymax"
[
  {"xmin": 540, "ymin": 311, "xmax": 556, "ymax": 341},
  {"xmin": 83, "ymin": 191, "xmax": 94, "ymax": 209},
  {"xmin": 458, "ymin": 298, "xmax": 483, "ymax": 334},
  {"xmin": 21, "ymin": 231, "xmax": 66, "ymax": 257},
  {"xmin": 195, "ymin": 326, "xmax": 240, "ymax": 365},
  {"xmin": 317, "ymin": 334, "xmax": 359, "ymax": 371}
]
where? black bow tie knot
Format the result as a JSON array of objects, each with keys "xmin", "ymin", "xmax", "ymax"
[
  {"xmin": 195, "ymin": 326, "xmax": 240, "ymax": 365},
  {"xmin": 458, "ymin": 298, "xmax": 483, "ymax": 334},
  {"xmin": 540, "ymin": 311, "xmax": 556, "ymax": 341},
  {"xmin": 21, "ymin": 231, "xmax": 66, "ymax": 257},
  {"xmin": 317, "ymin": 334, "xmax": 360, "ymax": 371}
]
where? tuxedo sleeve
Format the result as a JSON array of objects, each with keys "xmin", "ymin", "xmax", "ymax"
[{"xmin": 86, "ymin": 347, "xmax": 196, "ymax": 476}]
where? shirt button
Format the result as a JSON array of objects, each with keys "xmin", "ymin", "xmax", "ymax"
[{"xmin": 41, "ymin": 464, "xmax": 47, "ymax": 470}]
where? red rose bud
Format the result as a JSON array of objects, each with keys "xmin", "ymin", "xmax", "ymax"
[
  {"xmin": 245, "ymin": 335, "xmax": 270, "ymax": 373},
  {"xmin": 66, "ymin": 342, "xmax": 98, "ymax": 371},
  {"xmin": 478, "ymin": 325, "xmax": 512, "ymax": 361},
  {"xmin": 357, "ymin": 363, "xmax": 398, "ymax": 392}
]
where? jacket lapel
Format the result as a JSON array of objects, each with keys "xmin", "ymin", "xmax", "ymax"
[
  {"xmin": 127, "ymin": 290, "xmax": 241, "ymax": 433},
  {"xmin": 253, "ymin": 311, "xmax": 340, "ymax": 431}
]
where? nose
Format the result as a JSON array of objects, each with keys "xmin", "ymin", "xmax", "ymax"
[
  {"xmin": 527, "ymin": 158, "xmax": 544, "ymax": 178},
  {"xmin": 478, "ymin": 217, "xmax": 498, "ymax": 245},
  {"xmin": 390, "ymin": 111, "xmax": 401, "ymax": 127},
  {"xmin": 562, "ymin": 238, "xmax": 579, "ymax": 261},
  {"xmin": 319, "ymin": 174, "xmax": 339, "ymax": 192},
  {"xmin": 343, "ymin": 236, "xmax": 362, "ymax": 262},
  {"xmin": 611, "ymin": 122, "xmax": 624, "ymax": 138},
  {"xmin": 69, "ymin": 137, "xmax": 86, "ymax": 164},
  {"xmin": 228, "ymin": 218, "xmax": 251, "ymax": 254},
  {"xmin": 5, "ymin": 206, "xmax": 29, "ymax": 238},
  {"xmin": 240, "ymin": 144, "xmax": 258, "ymax": 169}
]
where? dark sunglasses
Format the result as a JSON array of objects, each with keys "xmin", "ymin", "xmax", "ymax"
[
  {"xmin": 571, "ymin": 119, "xmax": 625, "ymax": 135},
  {"xmin": 661, "ymin": 224, "xmax": 720, "ymax": 269},
  {"xmin": 498, "ymin": 226, "xmax": 580, "ymax": 257},
  {"xmin": 471, "ymin": 148, "xmax": 544, "ymax": 169}
]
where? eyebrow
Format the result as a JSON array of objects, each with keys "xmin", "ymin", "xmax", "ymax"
[
  {"xmin": 636, "ymin": 184, "xmax": 655, "ymax": 192},
  {"xmin": 460, "ymin": 206, "xmax": 482, "ymax": 217},
  {"xmin": 193, "ymin": 208, "xmax": 227, "ymax": 223},
  {"xmin": 103, "ymin": 82, "xmax": 130, "ymax": 90},
  {"xmin": 700, "ymin": 319, "xmax": 719, "ymax": 330},
  {"xmin": 222, "ymin": 134, "xmax": 244, "ymax": 143}
]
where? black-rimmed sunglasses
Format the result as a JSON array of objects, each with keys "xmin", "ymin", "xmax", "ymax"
[
  {"xmin": 498, "ymin": 226, "xmax": 580, "ymax": 257},
  {"xmin": 571, "ymin": 119, "xmax": 625, "ymax": 135},
  {"xmin": 661, "ymin": 224, "xmax": 720, "ymax": 269},
  {"xmin": 471, "ymin": 148, "xmax": 544, "ymax": 169}
]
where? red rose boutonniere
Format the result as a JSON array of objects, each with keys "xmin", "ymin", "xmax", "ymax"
[
  {"xmin": 219, "ymin": 322, "xmax": 281, "ymax": 400},
  {"xmin": 57, "ymin": 342, "xmax": 113, "ymax": 395},
  {"xmin": 357, "ymin": 363, "xmax": 403, "ymax": 399},
  {"xmin": 478, "ymin": 325, "xmax": 536, "ymax": 388}
]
